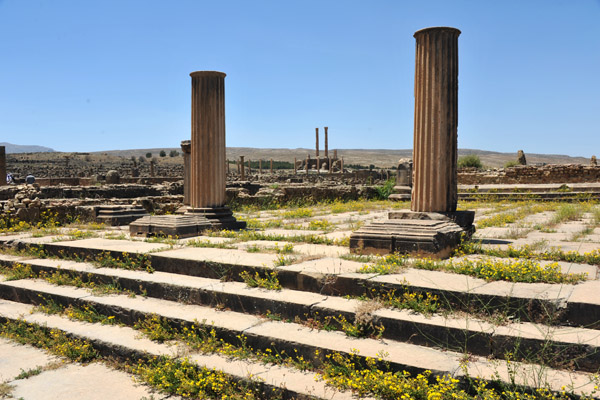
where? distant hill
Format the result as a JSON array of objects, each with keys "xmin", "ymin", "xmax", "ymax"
[
  {"xmin": 96, "ymin": 147, "xmax": 592, "ymax": 168},
  {"xmin": 1, "ymin": 142, "xmax": 55, "ymax": 153}
]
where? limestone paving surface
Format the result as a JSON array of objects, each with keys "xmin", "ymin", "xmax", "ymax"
[{"xmin": 2, "ymin": 200, "xmax": 600, "ymax": 398}]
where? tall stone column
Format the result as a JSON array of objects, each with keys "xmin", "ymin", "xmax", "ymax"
[
  {"xmin": 187, "ymin": 71, "xmax": 244, "ymax": 229},
  {"xmin": 315, "ymin": 128, "xmax": 319, "ymax": 157},
  {"xmin": 0, "ymin": 146, "xmax": 6, "ymax": 186},
  {"xmin": 324, "ymin": 127, "xmax": 329, "ymax": 158},
  {"xmin": 411, "ymin": 27, "xmax": 460, "ymax": 213},
  {"xmin": 180, "ymin": 140, "xmax": 191, "ymax": 206},
  {"xmin": 189, "ymin": 71, "xmax": 226, "ymax": 208}
]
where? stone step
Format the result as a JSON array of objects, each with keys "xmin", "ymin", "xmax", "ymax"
[
  {"xmin": 2, "ymin": 238, "xmax": 599, "ymax": 328},
  {"xmin": 0, "ymin": 279, "xmax": 598, "ymax": 397},
  {"xmin": 0, "ymin": 298, "xmax": 359, "ymax": 400},
  {"xmin": 2, "ymin": 254, "xmax": 600, "ymax": 372}
]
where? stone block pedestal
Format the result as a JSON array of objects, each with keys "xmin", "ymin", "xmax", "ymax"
[
  {"xmin": 349, "ymin": 211, "xmax": 474, "ymax": 257},
  {"xmin": 187, "ymin": 207, "xmax": 246, "ymax": 230},
  {"xmin": 129, "ymin": 215, "xmax": 213, "ymax": 238}
]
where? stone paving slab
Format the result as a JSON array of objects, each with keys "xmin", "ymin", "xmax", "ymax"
[
  {"xmin": 293, "ymin": 243, "xmax": 350, "ymax": 257},
  {"xmin": 245, "ymin": 320, "xmax": 464, "ymax": 376},
  {"xmin": 372, "ymin": 268, "xmax": 489, "ymax": 294},
  {"xmin": 0, "ymin": 338, "xmax": 59, "ymax": 383},
  {"xmin": 179, "ymin": 235, "xmax": 235, "ymax": 245},
  {"xmin": 261, "ymin": 228, "xmax": 325, "ymax": 237},
  {"xmin": 46, "ymin": 237, "xmax": 171, "ymax": 254},
  {"xmin": 280, "ymin": 257, "xmax": 363, "ymax": 275},
  {"xmin": 154, "ymin": 246, "xmax": 279, "ymax": 267},
  {"xmin": 323, "ymin": 230, "xmax": 351, "ymax": 241},
  {"xmin": 8, "ymin": 362, "xmax": 173, "ymax": 400}
]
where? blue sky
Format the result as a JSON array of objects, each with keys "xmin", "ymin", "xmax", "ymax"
[{"xmin": 1, "ymin": 0, "xmax": 599, "ymax": 156}]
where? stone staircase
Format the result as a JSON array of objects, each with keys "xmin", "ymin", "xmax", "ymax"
[{"xmin": 1, "ymin": 235, "xmax": 600, "ymax": 399}]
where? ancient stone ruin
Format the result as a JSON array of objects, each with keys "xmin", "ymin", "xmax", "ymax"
[
  {"xmin": 131, "ymin": 71, "xmax": 245, "ymax": 237},
  {"xmin": 350, "ymin": 27, "xmax": 474, "ymax": 257}
]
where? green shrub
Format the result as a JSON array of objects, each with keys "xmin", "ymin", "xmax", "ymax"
[
  {"xmin": 504, "ymin": 160, "xmax": 519, "ymax": 168},
  {"xmin": 457, "ymin": 154, "xmax": 482, "ymax": 169}
]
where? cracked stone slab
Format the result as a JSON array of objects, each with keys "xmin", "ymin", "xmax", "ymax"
[{"xmin": 8, "ymin": 361, "xmax": 177, "ymax": 400}]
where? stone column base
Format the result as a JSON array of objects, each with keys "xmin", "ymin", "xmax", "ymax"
[
  {"xmin": 186, "ymin": 206, "xmax": 246, "ymax": 230},
  {"xmin": 129, "ymin": 214, "xmax": 213, "ymax": 238},
  {"xmin": 349, "ymin": 210, "xmax": 475, "ymax": 258}
]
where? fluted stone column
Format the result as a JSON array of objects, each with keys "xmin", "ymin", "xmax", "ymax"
[
  {"xmin": 0, "ymin": 146, "xmax": 6, "ymax": 186},
  {"xmin": 187, "ymin": 71, "xmax": 244, "ymax": 229},
  {"xmin": 189, "ymin": 71, "xmax": 227, "ymax": 208},
  {"xmin": 411, "ymin": 27, "xmax": 460, "ymax": 213},
  {"xmin": 180, "ymin": 140, "xmax": 191, "ymax": 206}
]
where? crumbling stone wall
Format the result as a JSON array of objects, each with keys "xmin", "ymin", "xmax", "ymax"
[{"xmin": 458, "ymin": 165, "xmax": 600, "ymax": 185}]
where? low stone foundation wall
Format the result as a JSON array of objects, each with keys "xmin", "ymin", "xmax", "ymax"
[{"xmin": 459, "ymin": 165, "xmax": 600, "ymax": 185}]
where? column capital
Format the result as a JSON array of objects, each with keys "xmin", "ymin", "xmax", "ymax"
[
  {"xmin": 190, "ymin": 71, "xmax": 226, "ymax": 78},
  {"xmin": 414, "ymin": 27, "xmax": 461, "ymax": 38}
]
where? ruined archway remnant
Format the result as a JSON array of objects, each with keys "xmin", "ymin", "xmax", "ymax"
[
  {"xmin": 349, "ymin": 27, "xmax": 474, "ymax": 257},
  {"xmin": 412, "ymin": 27, "xmax": 460, "ymax": 213}
]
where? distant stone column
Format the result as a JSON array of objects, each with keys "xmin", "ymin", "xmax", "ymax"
[
  {"xmin": 189, "ymin": 70, "xmax": 227, "ymax": 208},
  {"xmin": 259, "ymin": 159, "xmax": 262, "ymax": 174},
  {"xmin": 294, "ymin": 157, "xmax": 297, "ymax": 175},
  {"xmin": 592, "ymin": 156, "xmax": 597, "ymax": 166},
  {"xmin": 270, "ymin": 159, "xmax": 273, "ymax": 174},
  {"xmin": 315, "ymin": 128, "xmax": 319, "ymax": 157},
  {"xmin": 180, "ymin": 140, "xmax": 191, "ymax": 206},
  {"xmin": 411, "ymin": 27, "xmax": 460, "ymax": 213},
  {"xmin": 324, "ymin": 127, "xmax": 329, "ymax": 157},
  {"xmin": 240, "ymin": 156, "xmax": 245, "ymax": 180},
  {"xmin": 0, "ymin": 146, "xmax": 5, "ymax": 186}
]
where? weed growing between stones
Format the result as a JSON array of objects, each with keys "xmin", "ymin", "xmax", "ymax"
[
  {"xmin": 457, "ymin": 240, "xmax": 600, "ymax": 266},
  {"xmin": 131, "ymin": 356, "xmax": 262, "ymax": 399},
  {"xmin": 95, "ymin": 251, "xmax": 154, "ymax": 273},
  {"xmin": 134, "ymin": 314, "xmax": 176, "ymax": 342},
  {"xmin": 36, "ymin": 298, "xmax": 118, "ymax": 326},
  {"xmin": 358, "ymin": 252, "xmax": 408, "ymax": 274},
  {"xmin": 360, "ymin": 252, "xmax": 587, "ymax": 284},
  {"xmin": 308, "ymin": 218, "xmax": 335, "ymax": 231},
  {"xmin": 144, "ymin": 235, "xmax": 179, "ymax": 247},
  {"xmin": 360, "ymin": 286, "xmax": 440, "ymax": 315},
  {"xmin": 239, "ymin": 270, "xmax": 282, "ymax": 290},
  {"xmin": 476, "ymin": 203, "xmax": 560, "ymax": 228},
  {"xmin": 0, "ymin": 210, "xmax": 60, "ymax": 234},
  {"xmin": 185, "ymin": 239, "xmax": 236, "ymax": 249},
  {"xmin": 0, "ymin": 319, "xmax": 99, "ymax": 362},
  {"xmin": 0, "ymin": 261, "xmax": 140, "ymax": 297},
  {"xmin": 282, "ymin": 207, "xmax": 314, "ymax": 219}
]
